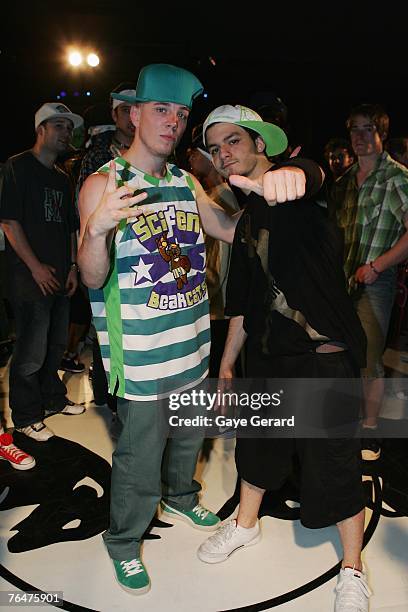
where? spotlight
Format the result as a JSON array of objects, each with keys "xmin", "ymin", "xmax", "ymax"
[
  {"xmin": 68, "ymin": 50, "xmax": 82, "ymax": 67},
  {"xmin": 87, "ymin": 53, "xmax": 99, "ymax": 67}
]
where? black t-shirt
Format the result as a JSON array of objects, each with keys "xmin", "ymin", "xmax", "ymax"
[
  {"xmin": 0, "ymin": 151, "xmax": 78, "ymax": 300},
  {"xmin": 225, "ymin": 162, "xmax": 367, "ymax": 370}
]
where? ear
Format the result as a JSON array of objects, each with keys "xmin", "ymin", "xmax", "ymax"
[
  {"xmin": 255, "ymin": 136, "xmax": 266, "ymax": 153},
  {"xmin": 111, "ymin": 108, "xmax": 117, "ymax": 124},
  {"xmin": 36, "ymin": 124, "xmax": 45, "ymax": 139},
  {"xmin": 130, "ymin": 104, "xmax": 140, "ymax": 128}
]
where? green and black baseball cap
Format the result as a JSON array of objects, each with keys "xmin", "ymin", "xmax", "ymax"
[{"xmin": 203, "ymin": 104, "xmax": 288, "ymax": 157}]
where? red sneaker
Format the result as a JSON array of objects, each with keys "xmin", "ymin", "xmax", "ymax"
[{"xmin": 0, "ymin": 433, "xmax": 36, "ymax": 470}]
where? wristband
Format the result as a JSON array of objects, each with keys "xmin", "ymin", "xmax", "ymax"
[{"xmin": 369, "ymin": 261, "xmax": 380, "ymax": 275}]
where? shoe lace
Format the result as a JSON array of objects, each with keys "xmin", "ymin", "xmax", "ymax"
[
  {"xmin": 206, "ymin": 520, "xmax": 236, "ymax": 549},
  {"xmin": 2, "ymin": 442, "xmax": 29, "ymax": 461},
  {"xmin": 336, "ymin": 571, "xmax": 372, "ymax": 608},
  {"xmin": 192, "ymin": 504, "xmax": 209, "ymax": 520},
  {"xmin": 120, "ymin": 559, "xmax": 144, "ymax": 577}
]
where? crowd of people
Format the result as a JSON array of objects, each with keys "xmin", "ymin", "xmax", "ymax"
[{"xmin": 1, "ymin": 62, "xmax": 408, "ymax": 611}]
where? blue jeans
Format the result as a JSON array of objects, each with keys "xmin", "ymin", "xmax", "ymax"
[
  {"xmin": 352, "ymin": 268, "xmax": 397, "ymax": 377},
  {"xmin": 9, "ymin": 295, "xmax": 69, "ymax": 427}
]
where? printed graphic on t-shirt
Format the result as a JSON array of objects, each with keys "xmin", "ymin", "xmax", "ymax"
[
  {"xmin": 241, "ymin": 212, "xmax": 323, "ymax": 342},
  {"xmin": 156, "ymin": 231, "xmax": 191, "ymax": 290},
  {"xmin": 128, "ymin": 203, "xmax": 207, "ymax": 311},
  {"xmin": 44, "ymin": 188, "xmax": 64, "ymax": 222}
]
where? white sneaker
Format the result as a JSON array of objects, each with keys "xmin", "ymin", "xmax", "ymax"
[
  {"xmin": 335, "ymin": 567, "xmax": 371, "ymax": 611},
  {"xmin": 46, "ymin": 400, "xmax": 86, "ymax": 416},
  {"xmin": 60, "ymin": 400, "xmax": 86, "ymax": 415},
  {"xmin": 16, "ymin": 421, "xmax": 54, "ymax": 442},
  {"xmin": 197, "ymin": 519, "xmax": 261, "ymax": 563}
]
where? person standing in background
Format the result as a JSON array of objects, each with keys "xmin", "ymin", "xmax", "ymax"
[{"xmin": 0, "ymin": 103, "xmax": 86, "ymax": 442}]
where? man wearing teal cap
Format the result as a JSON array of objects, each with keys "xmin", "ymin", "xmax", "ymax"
[{"xmin": 77, "ymin": 64, "xmax": 321, "ymax": 594}]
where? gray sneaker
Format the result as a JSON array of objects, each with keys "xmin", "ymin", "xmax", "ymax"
[
  {"xmin": 197, "ymin": 519, "xmax": 261, "ymax": 563},
  {"xmin": 16, "ymin": 421, "xmax": 54, "ymax": 442}
]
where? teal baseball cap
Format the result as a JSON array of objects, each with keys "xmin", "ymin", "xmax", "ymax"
[
  {"xmin": 203, "ymin": 104, "xmax": 288, "ymax": 157},
  {"xmin": 111, "ymin": 64, "xmax": 204, "ymax": 109}
]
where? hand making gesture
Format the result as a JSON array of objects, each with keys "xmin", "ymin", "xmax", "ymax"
[
  {"xmin": 229, "ymin": 165, "xmax": 306, "ymax": 206},
  {"xmin": 88, "ymin": 161, "xmax": 148, "ymax": 237}
]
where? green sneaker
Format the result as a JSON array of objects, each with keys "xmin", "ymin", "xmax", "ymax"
[
  {"xmin": 112, "ymin": 558, "xmax": 151, "ymax": 594},
  {"xmin": 161, "ymin": 501, "xmax": 221, "ymax": 531}
]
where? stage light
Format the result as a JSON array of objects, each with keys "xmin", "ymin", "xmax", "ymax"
[
  {"xmin": 87, "ymin": 53, "xmax": 99, "ymax": 67},
  {"xmin": 68, "ymin": 50, "xmax": 82, "ymax": 67},
  {"xmin": 86, "ymin": 91, "xmax": 91, "ymax": 96}
]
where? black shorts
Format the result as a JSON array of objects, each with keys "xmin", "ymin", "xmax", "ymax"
[{"xmin": 235, "ymin": 350, "xmax": 365, "ymax": 528}]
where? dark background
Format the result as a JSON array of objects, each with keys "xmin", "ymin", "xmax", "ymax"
[{"xmin": 2, "ymin": 1, "xmax": 407, "ymax": 165}]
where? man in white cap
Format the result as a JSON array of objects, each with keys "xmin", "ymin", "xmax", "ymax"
[
  {"xmin": 77, "ymin": 82, "xmax": 137, "ymax": 194},
  {"xmin": 197, "ymin": 105, "xmax": 371, "ymax": 612},
  {"xmin": 187, "ymin": 124, "xmax": 240, "ymax": 378},
  {"xmin": 0, "ymin": 102, "xmax": 86, "ymax": 443},
  {"xmin": 77, "ymin": 65, "xmax": 323, "ymax": 594}
]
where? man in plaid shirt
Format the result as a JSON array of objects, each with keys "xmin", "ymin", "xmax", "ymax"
[{"xmin": 331, "ymin": 104, "xmax": 408, "ymax": 460}]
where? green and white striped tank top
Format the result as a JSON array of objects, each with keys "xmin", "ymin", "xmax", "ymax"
[{"xmin": 88, "ymin": 157, "xmax": 210, "ymax": 401}]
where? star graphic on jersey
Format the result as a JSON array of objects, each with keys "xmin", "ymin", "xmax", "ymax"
[
  {"xmin": 198, "ymin": 249, "xmax": 206, "ymax": 269},
  {"xmin": 131, "ymin": 257, "xmax": 154, "ymax": 285}
]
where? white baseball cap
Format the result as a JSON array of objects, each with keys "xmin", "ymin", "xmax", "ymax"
[
  {"xmin": 34, "ymin": 103, "xmax": 83, "ymax": 130},
  {"xmin": 111, "ymin": 90, "xmax": 136, "ymax": 110},
  {"xmin": 203, "ymin": 104, "xmax": 288, "ymax": 157}
]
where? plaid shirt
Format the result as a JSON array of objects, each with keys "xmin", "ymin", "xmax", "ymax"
[{"xmin": 331, "ymin": 152, "xmax": 408, "ymax": 281}]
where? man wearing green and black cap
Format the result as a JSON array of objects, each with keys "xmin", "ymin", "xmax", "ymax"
[
  {"xmin": 77, "ymin": 65, "xmax": 321, "ymax": 594},
  {"xmin": 197, "ymin": 105, "xmax": 371, "ymax": 612}
]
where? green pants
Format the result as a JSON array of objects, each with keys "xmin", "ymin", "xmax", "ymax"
[{"xmin": 103, "ymin": 396, "xmax": 203, "ymax": 560}]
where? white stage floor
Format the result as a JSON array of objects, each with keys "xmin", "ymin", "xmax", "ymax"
[{"xmin": 1, "ymin": 349, "xmax": 407, "ymax": 611}]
